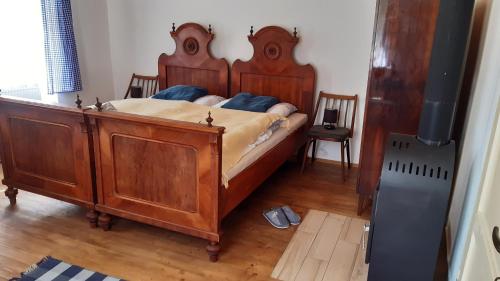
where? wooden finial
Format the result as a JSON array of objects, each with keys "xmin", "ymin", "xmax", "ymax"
[
  {"xmin": 208, "ymin": 24, "xmax": 212, "ymax": 34},
  {"xmin": 293, "ymin": 27, "xmax": 297, "ymax": 38},
  {"xmin": 95, "ymin": 97, "xmax": 103, "ymax": 112},
  {"xmin": 250, "ymin": 26, "xmax": 254, "ymax": 36},
  {"xmin": 206, "ymin": 111, "xmax": 213, "ymax": 127},
  {"xmin": 75, "ymin": 94, "xmax": 82, "ymax": 109},
  {"xmin": 172, "ymin": 22, "xmax": 176, "ymax": 32}
]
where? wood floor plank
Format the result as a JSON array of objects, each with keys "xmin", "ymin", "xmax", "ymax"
[
  {"xmin": 344, "ymin": 218, "xmax": 367, "ymax": 245},
  {"xmin": 294, "ymin": 256, "xmax": 329, "ymax": 281},
  {"xmin": 293, "ymin": 213, "xmax": 346, "ymax": 281},
  {"xmin": 272, "ymin": 230, "xmax": 316, "ymax": 280},
  {"xmin": 297, "ymin": 209, "xmax": 328, "ymax": 234},
  {"xmin": 322, "ymin": 240, "xmax": 358, "ymax": 281},
  {"xmin": 309, "ymin": 213, "xmax": 346, "ymax": 261},
  {"xmin": 350, "ymin": 243, "xmax": 369, "ymax": 281}
]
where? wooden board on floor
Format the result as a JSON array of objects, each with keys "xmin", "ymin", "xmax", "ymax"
[{"xmin": 271, "ymin": 210, "xmax": 369, "ymax": 281}]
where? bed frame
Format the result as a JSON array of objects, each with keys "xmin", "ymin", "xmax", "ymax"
[
  {"xmin": 158, "ymin": 23, "xmax": 229, "ymax": 97},
  {"xmin": 0, "ymin": 22, "xmax": 227, "ymax": 227},
  {"xmin": 0, "ymin": 25, "xmax": 315, "ymax": 262},
  {"xmin": 0, "ymin": 99, "xmax": 96, "ymax": 222}
]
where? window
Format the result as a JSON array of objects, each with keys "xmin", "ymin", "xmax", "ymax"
[{"xmin": 0, "ymin": 1, "xmax": 55, "ymax": 102}]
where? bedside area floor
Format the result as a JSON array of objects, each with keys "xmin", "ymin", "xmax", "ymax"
[{"xmin": 0, "ymin": 161, "xmax": 446, "ymax": 280}]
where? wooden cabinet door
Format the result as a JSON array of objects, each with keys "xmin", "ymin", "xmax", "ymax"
[
  {"xmin": 356, "ymin": 0, "xmax": 440, "ymax": 212},
  {"xmin": 357, "ymin": 101, "xmax": 396, "ymax": 196}
]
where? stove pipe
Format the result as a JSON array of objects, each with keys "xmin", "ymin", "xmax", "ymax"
[{"xmin": 417, "ymin": 0, "xmax": 475, "ymax": 146}]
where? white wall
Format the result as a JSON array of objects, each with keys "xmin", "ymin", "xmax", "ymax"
[
  {"xmin": 58, "ymin": 0, "xmax": 115, "ymax": 106},
  {"xmin": 106, "ymin": 0, "xmax": 377, "ymax": 163},
  {"xmin": 448, "ymin": 0, "xmax": 500, "ymax": 278}
]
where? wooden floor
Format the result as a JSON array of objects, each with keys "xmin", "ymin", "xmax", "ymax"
[
  {"xmin": 0, "ymin": 160, "xmax": 445, "ymax": 280},
  {"xmin": 272, "ymin": 210, "xmax": 369, "ymax": 281}
]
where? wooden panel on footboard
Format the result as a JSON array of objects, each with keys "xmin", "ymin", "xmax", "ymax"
[
  {"xmin": 86, "ymin": 110, "xmax": 225, "ymax": 242},
  {"xmin": 0, "ymin": 97, "xmax": 95, "ymax": 209}
]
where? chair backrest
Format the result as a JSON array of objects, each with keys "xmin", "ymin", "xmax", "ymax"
[
  {"xmin": 124, "ymin": 74, "xmax": 159, "ymax": 99},
  {"xmin": 313, "ymin": 91, "xmax": 358, "ymax": 137}
]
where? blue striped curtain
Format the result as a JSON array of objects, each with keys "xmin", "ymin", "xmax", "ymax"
[{"xmin": 41, "ymin": 0, "xmax": 82, "ymax": 94}]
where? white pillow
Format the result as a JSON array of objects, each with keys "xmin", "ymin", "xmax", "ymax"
[
  {"xmin": 212, "ymin": 98, "xmax": 232, "ymax": 108},
  {"xmin": 266, "ymin": 102, "xmax": 298, "ymax": 117},
  {"xmin": 193, "ymin": 95, "xmax": 227, "ymax": 106}
]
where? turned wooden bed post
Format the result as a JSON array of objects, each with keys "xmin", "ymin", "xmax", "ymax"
[
  {"xmin": 205, "ymin": 110, "xmax": 222, "ymax": 262},
  {"xmin": 206, "ymin": 241, "xmax": 221, "ymax": 262},
  {"xmin": 75, "ymin": 95, "xmax": 99, "ymax": 228},
  {"xmin": 5, "ymin": 186, "xmax": 18, "ymax": 205},
  {"xmin": 86, "ymin": 209, "xmax": 98, "ymax": 228},
  {"xmin": 98, "ymin": 213, "xmax": 111, "ymax": 231}
]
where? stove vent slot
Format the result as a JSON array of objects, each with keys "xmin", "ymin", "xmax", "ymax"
[
  {"xmin": 386, "ymin": 161, "xmax": 450, "ymax": 180},
  {"xmin": 392, "ymin": 141, "xmax": 411, "ymax": 150}
]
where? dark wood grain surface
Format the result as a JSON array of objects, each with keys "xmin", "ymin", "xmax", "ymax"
[
  {"xmin": 231, "ymin": 26, "xmax": 316, "ymax": 121},
  {"xmin": 158, "ymin": 23, "xmax": 229, "ymax": 97},
  {"xmin": 356, "ymin": 0, "xmax": 441, "ymax": 213}
]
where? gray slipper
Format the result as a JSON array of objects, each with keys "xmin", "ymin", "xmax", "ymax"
[
  {"xmin": 263, "ymin": 208, "xmax": 290, "ymax": 229},
  {"xmin": 281, "ymin": 206, "xmax": 301, "ymax": 225}
]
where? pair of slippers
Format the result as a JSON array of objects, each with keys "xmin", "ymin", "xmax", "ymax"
[{"xmin": 263, "ymin": 205, "xmax": 301, "ymax": 229}]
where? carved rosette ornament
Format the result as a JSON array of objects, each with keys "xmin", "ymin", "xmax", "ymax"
[
  {"xmin": 183, "ymin": 37, "xmax": 199, "ymax": 55},
  {"xmin": 264, "ymin": 42, "xmax": 281, "ymax": 60}
]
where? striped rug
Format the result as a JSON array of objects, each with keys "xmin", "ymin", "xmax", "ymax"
[{"xmin": 10, "ymin": 257, "xmax": 123, "ymax": 281}]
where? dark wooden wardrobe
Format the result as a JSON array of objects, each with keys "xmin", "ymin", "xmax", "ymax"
[{"xmin": 357, "ymin": 0, "xmax": 441, "ymax": 214}]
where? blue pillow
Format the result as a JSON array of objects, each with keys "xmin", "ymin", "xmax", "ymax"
[
  {"xmin": 222, "ymin": 93, "xmax": 279, "ymax": 112},
  {"xmin": 151, "ymin": 85, "xmax": 208, "ymax": 101}
]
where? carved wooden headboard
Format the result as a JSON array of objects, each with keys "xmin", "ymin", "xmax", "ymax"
[
  {"xmin": 231, "ymin": 26, "xmax": 316, "ymax": 120},
  {"xmin": 158, "ymin": 23, "xmax": 229, "ymax": 97}
]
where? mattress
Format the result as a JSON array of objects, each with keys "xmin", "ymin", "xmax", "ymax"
[{"xmin": 226, "ymin": 113, "xmax": 307, "ymax": 182}]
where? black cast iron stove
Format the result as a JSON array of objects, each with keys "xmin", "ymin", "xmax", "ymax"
[{"xmin": 364, "ymin": 0, "xmax": 475, "ymax": 280}]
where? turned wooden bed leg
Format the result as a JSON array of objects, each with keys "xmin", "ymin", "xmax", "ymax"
[
  {"xmin": 86, "ymin": 209, "xmax": 98, "ymax": 228},
  {"xmin": 5, "ymin": 187, "xmax": 18, "ymax": 206},
  {"xmin": 98, "ymin": 213, "xmax": 111, "ymax": 231},
  {"xmin": 206, "ymin": 241, "xmax": 221, "ymax": 262}
]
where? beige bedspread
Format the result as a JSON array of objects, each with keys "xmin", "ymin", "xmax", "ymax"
[{"xmin": 109, "ymin": 98, "xmax": 287, "ymax": 186}]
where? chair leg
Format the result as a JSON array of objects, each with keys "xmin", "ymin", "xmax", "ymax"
[
  {"xmin": 340, "ymin": 141, "xmax": 346, "ymax": 182},
  {"xmin": 301, "ymin": 138, "xmax": 313, "ymax": 174},
  {"xmin": 296, "ymin": 144, "xmax": 306, "ymax": 163},
  {"xmin": 346, "ymin": 139, "xmax": 351, "ymax": 169},
  {"xmin": 312, "ymin": 139, "xmax": 317, "ymax": 163}
]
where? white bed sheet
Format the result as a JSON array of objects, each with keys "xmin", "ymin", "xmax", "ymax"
[{"xmin": 226, "ymin": 113, "xmax": 307, "ymax": 182}]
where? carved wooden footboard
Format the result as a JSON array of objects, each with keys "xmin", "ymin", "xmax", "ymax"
[
  {"xmin": 86, "ymin": 110, "xmax": 225, "ymax": 261},
  {"xmin": 0, "ymin": 97, "xmax": 97, "ymax": 225}
]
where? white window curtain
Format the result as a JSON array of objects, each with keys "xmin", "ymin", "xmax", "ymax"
[
  {"xmin": 0, "ymin": 0, "xmax": 55, "ymax": 102},
  {"xmin": 0, "ymin": 0, "xmax": 82, "ymax": 101}
]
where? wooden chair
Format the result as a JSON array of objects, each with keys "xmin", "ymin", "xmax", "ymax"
[
  {"xmin": 124, "ymin": 73, "xmax": 159, "ymax": 99},
  {"xmin": 301, "ymin": 92, "xmax": 358, "ymax": 181}
]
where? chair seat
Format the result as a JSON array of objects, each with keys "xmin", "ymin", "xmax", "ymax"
[{"xmin": 308, "ymin": 125, "xmax": 350, "ymax": 140}]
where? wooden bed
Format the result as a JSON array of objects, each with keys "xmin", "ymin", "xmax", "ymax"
[
  {"xmin": 0, "ymin": 22, "xmax": 228, "ymax": 228},
  {"xmin": 0, "ymin": 24, "xmax": 315, "ymax": 262}
]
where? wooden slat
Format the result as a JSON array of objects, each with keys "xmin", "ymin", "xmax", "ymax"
[
  {"xmin": 308, "ymin": 213, "xmax": 346, "ymax": 260},
  {"xmin": 272, "ymin": 210, "xmax": 327, "ymax": 280},
  {"xmin": 294, "ymin": 213, "xmax": 346, "ymax": 281},
  {"xmin": 294, "ymin": 257, "xmax": 329, "ymax": 281},
  {"xmin": 322, "ymin": 240, "xmax": 358, "ymax": 281},
  {"xmin": 297, "ymin": 210, "xmax": 328, "ymax": 234},
  {"xmin": 344, "ymin": 218, "xmax": 366, "ymax": 245},
  {"xmin": 350, "ymin": 243, "xmax": 369, "ymax": 281},
  {"xmin": 271, "ymin": 231, "xmax": 316, "ymax": 280}
]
